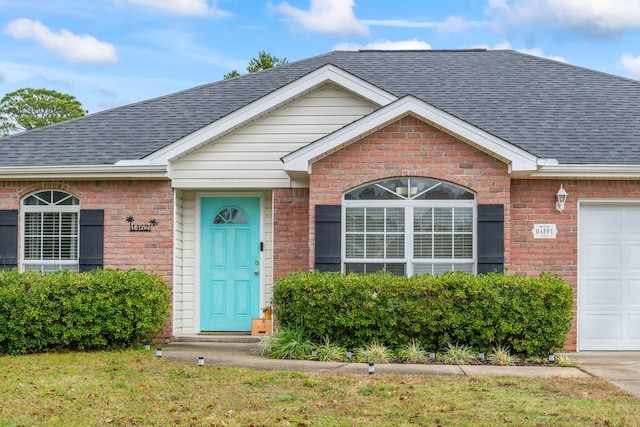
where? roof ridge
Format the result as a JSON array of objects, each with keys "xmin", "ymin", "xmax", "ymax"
[{"xmin": 355, "ymin": 48, "xmax": 487, "ymax": 53}]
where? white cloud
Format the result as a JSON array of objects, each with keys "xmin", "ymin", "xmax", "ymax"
[
  {"xmin": 518, "ymin": 47, "xmax": 567, "ymax": 63},
  {"xmin": 470, "ymin": 41, "xmax": 567, "ymax": 62},
  {"xmin": 4, "ymin": 19, "xmax": 118, "ymax": 64},
  {"xmin": 469, "ymin": 41, "xmax": 511, "ymax": 50},
  {"xmin": 487, "ymin": 0, "xmax": 509, "ymax": 12},
  {"xmin": 111, "ymin": 0, "xmax": 228, "ymax": 17},
  {"xmin": 621, "ymin": 53, "xmax": 640, "ymax": 77},
  {"xmin": 333, "ymin": 39, "xmax": 432, "ymax": 51},
  {"xmin": 438, "ymin": 16, "xmax": 488, "ymax": 33},
  {"xmin": 0, "ymin": 62, "xmax": 32, "ymax": 84},
  {"xmin": 132, "ymin": 28, "xmax": 246, "ymax": 70},
  {"xmin": 271, "ymin": 0, "xmax": 368, "ymax": 37},
  {"xmin": 361, "ymin": 19, "xmax": 439, "ymax": 29},
  {"xmin": 487, "ymin": 0, "xmax": 640, "ymax": 36},
  {"xmin": 362, "ymin": 16, "xmax": 487, "ymax": 33}
]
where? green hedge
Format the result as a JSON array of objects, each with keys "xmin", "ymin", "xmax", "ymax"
[
  {"xmin": 0, "ymin": 269, "xmax": 170, "ymax": 355},
  {"xmin": 273, "ymin": 271, "xmax": 573, "ymax": 356}
]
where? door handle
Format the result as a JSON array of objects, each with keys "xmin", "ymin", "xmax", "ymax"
[{"xmin": 254, "ymin": 270, "xmax": 260, "ymax": 275}]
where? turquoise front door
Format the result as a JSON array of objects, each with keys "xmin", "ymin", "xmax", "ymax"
[{"xmin": 200, "ymin": 197, "xmax": 260, "ymax": 331}]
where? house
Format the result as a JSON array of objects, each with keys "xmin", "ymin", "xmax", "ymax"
[{"xmin": 1, "ymin": 49, "xmax": 639, "ymax": 351}]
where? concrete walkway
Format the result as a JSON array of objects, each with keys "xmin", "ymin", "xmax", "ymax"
[
  {"xmin": 161, "ymin": 341, "xmax": 591, "ymax": 378},
  {"xmin": 158, "ymin": 339, "xmax": 640, "ymax": 399},
  {"xmin": 159, "ymin": 339, "xmax": 592, "ymax": 376},
  {"xmin": 568, "ymin": 351, "xmax": 640, "ymax": 399}
]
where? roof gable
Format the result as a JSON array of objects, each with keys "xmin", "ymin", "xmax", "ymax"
[
  {"xmin": 141, "ymin": 65, "xmax": 397, "ymax": 165},
  {"xmin": 282, "ymin": 95, "xmax": 542, "ymax": 176},
  {"xmin": 168, "ymin": 84, "xmax": 379, "ymax": 188}
]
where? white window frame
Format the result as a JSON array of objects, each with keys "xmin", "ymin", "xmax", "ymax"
[
  {"xmin": 342, "ymin": 180, "xmax": 477, "ymax": 276},
  {"xmin": 21, "ymin": 190, "xmax": 80, "ymax": 273}
]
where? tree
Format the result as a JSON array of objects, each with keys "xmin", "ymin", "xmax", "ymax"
[
  {"xmin": 0, "ymin": 88, "xmax": 87, "ymax": 136},
  {"xmin": 224, "ymin": 50, "xmax": 288, "ymax": 79},
  {"xmin": 223, "ymin": 70, "xmax": 241, "ymax": 80}
]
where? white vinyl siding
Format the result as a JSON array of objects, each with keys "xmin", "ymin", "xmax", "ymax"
[
  {"xmin": 264, "ymin": 191, "xmax": 274, "ymax": 307},
  {"xmin": 173, "ymin": 190, "xmax": 195, "ymax": 334},
  {"xmin": 173, "ymin": 189, "xmax": 185, "ymax": 334},
  {"xmin": 171, "ymin": 85, "xmax": 377, "ymax": 189}
]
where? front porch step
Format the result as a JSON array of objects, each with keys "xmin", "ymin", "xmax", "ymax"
[{"xmin": 172, "ymin": 334, "xmax": 262, "ymax": 344}]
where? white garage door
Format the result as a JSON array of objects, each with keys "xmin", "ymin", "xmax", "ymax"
[{"xmin": 579, "ymin": 204, "xmax": 640, "ymax": 350}]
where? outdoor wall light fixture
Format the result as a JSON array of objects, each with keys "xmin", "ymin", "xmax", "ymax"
[
  {"xmin": 556, "ymin": 184, "xmax": 568, "ymax": 212},
  {"xmin": 396, "ymin": 186, "xmax": 417, "ymax": 196}
]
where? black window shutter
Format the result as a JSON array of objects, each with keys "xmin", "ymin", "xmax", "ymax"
[
  {"xmin": 79, "ymin": 210, "xmax": 104, "ymax": 272},
  {"xmin": 314, "ymin": 205, "xmax": 341, "ymax": 272},
  {"xmin": 477, "ymin": 204, "xmax": 504, "ymax": 274},
  {"xmin": 0, "ymin": 210, "xmax": 18, "ymax": 270}
]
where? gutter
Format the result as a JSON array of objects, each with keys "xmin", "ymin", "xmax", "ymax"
[
  {"xmin": 531, "ymin": 164, "xmax": 640, "ymax": 179},
  {"xmin": 0, "ymin": 164, "xmax": 169, "ymax": 180}
]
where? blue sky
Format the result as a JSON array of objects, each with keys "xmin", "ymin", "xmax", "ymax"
[{"xmin": 1, "ymin": 0, "xmax": 640, "ymax": 114}]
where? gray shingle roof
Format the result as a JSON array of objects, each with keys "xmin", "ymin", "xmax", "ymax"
[{"xmin": 1, "ymin": 49, "xmax": 640, "ymax": 166}]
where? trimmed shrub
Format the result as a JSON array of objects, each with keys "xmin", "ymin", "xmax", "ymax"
[
  {"xmin": 0, "ymin": 269, "xmax": 170, "ymax": 354},
  {"xmin": 273, "ymin": 271, "xmax": 573, "ymax": 357}
]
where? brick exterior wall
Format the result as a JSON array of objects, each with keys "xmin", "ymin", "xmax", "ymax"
[
  {"xmin": 273, "ymin": 188, "xmax": 310, "ymax": 277},
  {"xmin": 302, "ymin": 115, "xmax": 640, "ymax": 351},
  {"xmin": 0, "ymin": 179, "xmax": 174, "ymax": 340},
  {"xmin": 309, "ymin": 115, "xmax": 511, "ymax": 269},
  {"xmin": 511, "ymin": 179, "xmax": 640, "ymax": 350},
  {"xmin": 7, "ymin": 124, "xmax": 635, "ymax": 349}
]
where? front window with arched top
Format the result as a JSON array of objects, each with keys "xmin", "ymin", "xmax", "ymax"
[
  {"xmin": 343, "ymin": 178, "xmax": 476, "ymax": 276},
  {"xmin": 22, "ymin": 190, "xmax": 80, "ymax": 272}
]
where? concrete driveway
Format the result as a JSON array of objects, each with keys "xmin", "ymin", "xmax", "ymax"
[{"xmin": 569, "ymin": 352, "xmax": 640, "ymax": 399}]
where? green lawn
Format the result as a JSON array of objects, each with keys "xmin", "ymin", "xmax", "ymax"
[{"xmin": 0, "ymin": 350, "xmax": 637, "ymax": 426}]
